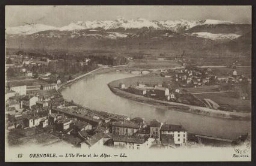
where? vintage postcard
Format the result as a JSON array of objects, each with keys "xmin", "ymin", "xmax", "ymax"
[{"xmin": 5, "ymin": 6, "xmax": 251, "ymax": 162}]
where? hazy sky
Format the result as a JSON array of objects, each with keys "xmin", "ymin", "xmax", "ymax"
[{"xmin": 6, "ymin": 6, "xmax": 251, "ymax": 27}]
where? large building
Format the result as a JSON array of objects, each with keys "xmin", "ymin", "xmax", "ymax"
[
  {"xmin": 149, "ymin": 120, "xmax": 162, "ymax": 140},
  {"xmin": 10, "ymin": 85, "xmax": 27, "ymax": 96},
  {"xmin": 21, "ymin": 96, "xmax": 39, "ymax": 109},
  {"xmin": 110, "ymin": 135, "xmax": 149, "ymax": 150},
  {"xmin": 52, "ymin": 108, "xmax": 101, "ymax": 127},
  {"xmin": 111, "ymin": 121, "xmax": 140, "ymax": 136},
  {"xmin": 153, "ymin": 86, "xmax": 170, "ymax": 97},
  {"xmin": 160, "ymin": 123, "xmax": 187, "ymax": 146}
]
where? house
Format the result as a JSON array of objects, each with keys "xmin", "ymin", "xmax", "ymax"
[
  {"xmin": 10, "ymin": 85, "xmax": 27, "ymax": 96},
  {"xmin": 6, "ymin": 98, "xmax": 21, "ymax": 110},
  {"xmin": 62, "ymin": 134, "xmax": 83, "ymax": 147},
  {"xmin": 23, "ymin": 115, "xmax": 48, "ymax": 128},
  {"xmin": 111, "ymin": 121, "xmax": 140, "ymax": 136},
  {"xmin": 160, "ymin": 124, "xmax": 187, "ymax": 146},
  {"xmin": 81, "ymin": 132, "xmax": 108, "ymax": 149},
  {"xmin": 13, "ymin": 116, "xmax": 24, "ymax": 129},
  {"xmin": 7, "ymin": 121, "xmax": 15, "ymax": 130},
  {"xmin": 23, "ymin": 60, "xmax": 31, "ymax": 65},
  {"xmin": 36, "ymin": 101, "xmax": 49, "ymax": 108},
  {"xmin": 136, "ymin": 126, "xmax": 150, "ymax": 137},
  {"xmin": 78, "ymin": 130, "xmax": 90, "ymax": 140},
  {"xmin": 137, "ymin": 83, "xmax": 146, "ymax": 88},
  {"xmin": 52, "ymin": 108, "xmax": 101, "ymax": 127},
  {"xmin": 129, "ymin": 86, "xmax": 147, "ymax": 96},
  {"xmin": 167, "ymin": 93, "xmax": 176, "ymax": 101},
  {"xmin": 44, "ymin": 72, "xmax": 51, "ymax": 77},
  {"xmin": 119, "ymin": 83, "xmax": 126, "ymax": 89},
  {"xmin": 57, "ymin": 79, "xmax": 62, "ymax": 85},
  {"xmin": 26, "ymin": 71, "xmax": 33, "ymax": 77},
  {"xmin": 20, "ymin": 68, "xmax": 26, "ymax": 73},
  {"xmin": 149, "ymin": 120, "xmax": 162, "ymax": 140},
  {"xmin": 39, "ymin": 119, "xmax": 49, "ymax": 128},
  {"xmin": 232, "ymin": 70, "xmax": 238, "ymax": 77},
  {"xmin": 130, "ymin": 117, "xmax": 145, "ymax": 128},
  {"xmin": 42, "ymin": 84, "xmax": 57, "ymax": 91},
  {"xmin": 48, "ymin": 113, "xmax": 63, "ymax": 125},
  {"xmin": 21, "ymin": 96, "xmax": 39, "ymax": 109},
  {"xmin": 109, "ymin": 135, "xmax": 150, "ymax": 150},
  {"xmin": 55, "ymin": 119, "xmax": 73, "ymax": 132},
  {"xmin": 175, "ymin": 89, "xmax": 180, "ymax": 94},
  {"xmin": 37, "ymin": 89, "xmax": 57, "ymax": 101},
  {"xmin": 72, "ymin": 121, "xmax": 93, "ymax": 134},
  {"xmin": 5, "ymin": 90, "xmax": 16, "ymax": 102},
  {"xmin": 154, "ymin": 86, "xmax": 169, "ymax": 97}
]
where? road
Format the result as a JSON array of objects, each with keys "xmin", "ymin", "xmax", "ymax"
[{"xmin": 191, "ymin": 91, "xmax": 230, "ymax": 95}]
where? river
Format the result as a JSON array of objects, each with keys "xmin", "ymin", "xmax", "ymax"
[{"xmin": 61, "ymin": 72, "xmax": 251, "ymax": 140}]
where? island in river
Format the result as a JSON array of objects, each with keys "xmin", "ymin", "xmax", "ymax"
[{"xmin": 107, "ymin": 74, "xmax": 251, "ymax": 121}]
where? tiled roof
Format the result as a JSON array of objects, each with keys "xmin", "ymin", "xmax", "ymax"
[
  {"xmin": 63, "ymin": 134, "xmax": 83, "ymax": 145},
  {"xmin": 7, "ymin": 99, "xmax": 19, "ymax": 105},
  {"xmin": 85, "ymin": 132, "xmax": 105, "ymax": 147},
  {"xmin": 150, "ymin": 119, "xmax": 161, "ymax": 127},
  {"xmin": 112, "ymin": 135, "xmax": 146, "ymax": 144},
  {"xmin": 21, "ymin": 95, "xmax": 35, "ymax": 101},
  {"xmin": 52, "ymin": 108, "xmax": 100, "ymax": 125},
  {"xmin": 161, "ymin": 135, "xmax": 175, "ymax": 146},
  {"xmin": 160, "ymin": 124, "xmax": 186, "ymax": 132},
  {"xmin": 131, "ymin": 117, "xmax": 144, "ymax": 124},
  {"xmin": 78, "ymin": 130, "xmax": 89, "ymax": 138},
  {"xmin": 74, "ymin": 120, "xmax": 90, "ymax": 130},
  {"xmin": 37, "ymin": 89, "xmax": 57, "ymax": 98},
  {"xmin": 112, "ymin": 121, "xmax": 140, "ymax": 129}
]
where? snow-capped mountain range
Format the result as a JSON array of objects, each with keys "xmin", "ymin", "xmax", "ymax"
[{"xmin": 6, "ymin": 18, "xmax": 236, "ymax": 35}]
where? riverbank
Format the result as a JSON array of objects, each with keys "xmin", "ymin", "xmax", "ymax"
[
  {"xmin": 58, "ymin": 67, "xmax": 250, "ymax": 142},
  {"xmin": 57, "ymin": 66, "xmax": 250, "ymax": 121},
  {"xmin": 108, "ymin": 83, "xmax": 251, "ymax": 121},
  {"xmin": 58, "ymin": 66, "xmax": 117, "ymax": 91}
]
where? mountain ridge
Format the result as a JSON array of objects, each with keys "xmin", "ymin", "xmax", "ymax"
[{"xmin": 6, "ymin": 18, "xmax": 248, "ymax": 35}]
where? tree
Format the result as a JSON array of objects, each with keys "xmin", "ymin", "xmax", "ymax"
[
  {"xmin": 6, "ymin": 58, "xmax": 12, "ymax": 64},
  {"xmin": 6, "ymin": 68, "xmax": 16, "ymax": 77},
  {"xmin": 33, "ymin": 73, "xmax": 38, "ymax": 78},
  {"xmin": 68, "ymin": 75, "xmax": 72, "ymax": 80}
]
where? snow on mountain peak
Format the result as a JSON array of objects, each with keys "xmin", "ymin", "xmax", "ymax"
[
  {"xmin": 6, "ymin": 18, "xmax": 238, "ymax": 35},
  {"xmin": 59, "ymin": 22, "xmax": 85, "ymax": 31},
  {"xmin": 202, "ymin": 19, "xmax": 234, "ymax": 25}
]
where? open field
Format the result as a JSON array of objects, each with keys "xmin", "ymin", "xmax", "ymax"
[
  {"xmin": 210, "ymin": 67, "xmax": 251, "ymax": 78},
  {"xmin": 184, "ymin": 85, "xmax": 220, "ymax": 93},
  {"xmin": 127, "ymin": 59, "xmax": 181, "ymax": 69},
  {"xmin": 7, "ymin": 78, "xmax": 50, "ymax": 87},
  {"xmin": 109, "ymin": 74, "xmax": 176, "ymax": 88},
  {"xmin": 108, "ymin": 85, "xmax": 250, "ymax": 120},
  {"xmin": 188, "ymin": 56, "xmax": 251, "ymax": 66},
  {"xmin": 194, "ymin": 93, "xmax": 251, "ymax": 112}
]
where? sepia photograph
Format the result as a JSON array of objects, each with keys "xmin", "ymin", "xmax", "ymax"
[{"xmin": 5, "ymin": 5, "xmax": 252, "ymax": 162}]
